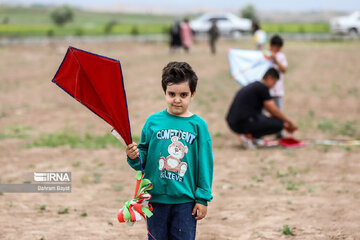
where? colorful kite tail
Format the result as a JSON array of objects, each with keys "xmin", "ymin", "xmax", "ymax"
[{"xmin": 117, "ymin": 171, "xmax": 153, "ymax": 226}]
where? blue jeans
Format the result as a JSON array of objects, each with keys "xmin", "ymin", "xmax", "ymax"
[{"xmin": 147, "ymin": 202, "xmax": 197, "ymax": 240}]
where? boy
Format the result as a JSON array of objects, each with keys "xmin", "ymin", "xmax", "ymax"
[
  {"xmin": 269, "ymin": 35, "xmax": 288, "ymax": 138},
  {"xmin": 269, "ymin": 35, "xmax": 287, "ymax": 111},
  {"xmin": 126, "ymin": 62, "xmax": 213, "ymax": 240},
  {"xmin": 226, "ymin": 68, "xmax": 297, "ymax": 149}
]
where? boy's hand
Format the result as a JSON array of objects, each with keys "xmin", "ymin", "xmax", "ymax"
[
  {"xmin": 192, "ymin": 203, "xmax": 207, "ymax": 220},
  {"xmin": 126, "ymin": 142, "xmax": 139, "ymax": 160},
  {"xmin": 271, "ymin": 51, "xmax": 287, "ymax": 73},
  {"xmin": 271, "ymin": 52, "xmax": 279, "ymax": 64}
]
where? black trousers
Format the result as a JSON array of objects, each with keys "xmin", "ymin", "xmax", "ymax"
[{"xmin": 228, "ymin": 114, "xmax": 284, "ymax": 138}]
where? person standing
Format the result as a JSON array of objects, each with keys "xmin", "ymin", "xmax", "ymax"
[
  {"xmin": 180, "ymin": 18, "xmax": 193, "ymax": 53},
  {"xmin": 208, "ymin": 19, "xmax": 219, "ymax": 55},
  {"xmin": 126, "ymin": 62, "xmax": 214, "ymax": 239},
  {"xmin": 169, "ymin": 19, "xmax": 182, "ymax": 54},
  {"xmin": 268, "ymin": 35, "xmax": 288, "ymax": 138},
  {"xmin": 252, "ymin": 21, "xmax": 267, "ymax": 50},
  {"xmin": 268, "ymin": 35, "xmax": 287, "ymax": 109}
]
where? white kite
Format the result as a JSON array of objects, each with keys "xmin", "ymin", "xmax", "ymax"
[{"xmin": 228, "ymin": 48, "xmax": 272, "ymax": 86}]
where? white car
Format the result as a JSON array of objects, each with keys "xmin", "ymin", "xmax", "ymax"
[
  {"xmin": 330, "ymin": 11, "xmax": 360, "ymax": 36},
  {"xmin": 190, "ymin": 13, "xmax": 252, "ymax": 37}
]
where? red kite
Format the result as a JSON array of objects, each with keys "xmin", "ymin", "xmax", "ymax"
[
  {"xmin": 52, "ymin": 46, "xmax": 132, "ymax": 145},
  {"xmin": 52, "ymin": 47, "xmax": 152, "ymax": 225}
]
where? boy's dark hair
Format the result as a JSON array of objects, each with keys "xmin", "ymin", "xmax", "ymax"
[
  {"xmin": 263, "ymin": 67, "xmax": 280, "ymax": 80},
  {"xmin": 270, "ymin": 35, "xmax": 284, "ymax": 47},
  {"xmin": 162, "ymin": 61, "xmax": 198, "ymax": 94}
]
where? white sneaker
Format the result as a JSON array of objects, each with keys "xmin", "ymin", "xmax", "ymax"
[
  {"xmin": 239, "ymin": 134, "xmax": 256, "ymax": 149},
  {"xmin": 254, "ymin": 139, "xmax": 279, "ymax": 147}
]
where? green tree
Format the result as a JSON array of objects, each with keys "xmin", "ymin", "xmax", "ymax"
[
  {"xmin": 50, "ymin": 5, "xmax": 74, "ymax": 27},
  {"xmin": 130, "ymin": 25, "xmax": 139, "ymax": 36},
  {"xmin": 2, "ymin": 17, "xmax": 9, "ymax": 24},
  {"xmin": 240, "ymin": 4, "xmax": 258, "ymax": 22},
  {"xmin": 104, "ymin": 20, "xmax": 117, "ymax": 34}
]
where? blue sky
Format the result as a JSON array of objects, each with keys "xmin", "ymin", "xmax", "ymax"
[{"xmin": 2, "ymin": 0, "xmax": 359, "ymax": 12}]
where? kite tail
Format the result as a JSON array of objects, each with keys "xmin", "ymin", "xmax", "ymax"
[{"xmin": 117, "ymin": 171, "xmax": 153, "ymax": 225}]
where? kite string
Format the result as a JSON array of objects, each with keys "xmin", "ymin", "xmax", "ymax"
[
  {"xmin": 147, "ymin": 221, "xmax": 157, "ymax": 240},
  {"xmin": 134, "ymin": 156, "xmax": 155, "ymax": 239},
  {"xmin": 136, "ymin": 158, "xmax": 154, "ymax": 239},
  {"xmin": 138, "ymin": 156, "xmax": 144, "ymax": 174}
]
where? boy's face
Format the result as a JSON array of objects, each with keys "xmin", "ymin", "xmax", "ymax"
[
  {"xmin": 165, "ymin": 81, "xmax": 195, "ymax": 117},
  {"xmin": 270, "ymin": 45, "xmax": 282, "ymax": 53}
]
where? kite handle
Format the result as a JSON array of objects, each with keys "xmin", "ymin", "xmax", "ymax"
[{"xmin": 112, "ymin": 129, "xmax": 144, "ymax": 173}]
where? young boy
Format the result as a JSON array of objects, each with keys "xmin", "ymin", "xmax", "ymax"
[
  {"xmin": 269, "ymin": 35, "xmax": 288, "ymax": 138},
  {"xmin": 269, "ymin": 34, "xmax": 288, "ymax": 111},
  {"xmin": 126, "ymin": 62, "xmax": 213, "ymax": 240}
]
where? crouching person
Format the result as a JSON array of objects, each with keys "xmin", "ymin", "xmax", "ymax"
[{"xmin": 226, "ymin": 68, "xmax": 298, "ymax": 148}]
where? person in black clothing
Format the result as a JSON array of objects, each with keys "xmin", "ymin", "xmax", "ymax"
[
  {"xmin": 226, "ymin": 68, "xmax": 297, "ymax": 147},
  {"xmin": 169, "ymin": 19, "xmax": 182, "ymax": 54},
  {"xmin": 208, "ymin": 19, "xmax": 219, "ymax": 55}
]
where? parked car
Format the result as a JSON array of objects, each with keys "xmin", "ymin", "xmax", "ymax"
[
  {"xmin": 190, "ymin": 13, "xmax": 252, "ymax": 37},
  {"xmin": 330, "ymin": 11, "xmax": 360, "ymax": 36}
]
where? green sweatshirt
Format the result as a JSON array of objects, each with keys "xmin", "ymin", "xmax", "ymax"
[{"xmin": 127, "ymin": 109, "xmax": 213, "ymax": 206}]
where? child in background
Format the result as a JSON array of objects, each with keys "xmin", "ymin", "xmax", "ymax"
[
  {"xmin": 126, "ymin": 62, "xmax": 214, "ymax": 240},
  {"xmin": 269, "ymin": 35, "xmax": 288, "ymax": 138},
  {"xmin": 252, "ymin": 21, "xmax": 267, "ymax": 50}
]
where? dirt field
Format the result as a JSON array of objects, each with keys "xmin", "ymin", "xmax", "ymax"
[{"xmin": 0, "ymin": 38, "xmax": 359, "ymax": 240}]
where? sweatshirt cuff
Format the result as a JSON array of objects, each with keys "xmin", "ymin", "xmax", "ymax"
[
  {"xmin": 127, "ymin": 156, "xmax": 141, "ymax": 170},
  {"xmin": 127, "ymin": 155, "xmax": 137, "ymax": 161},
  {"xmin": 196, "ymin": 199, "xmax": 208, "ymax": 206}
]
